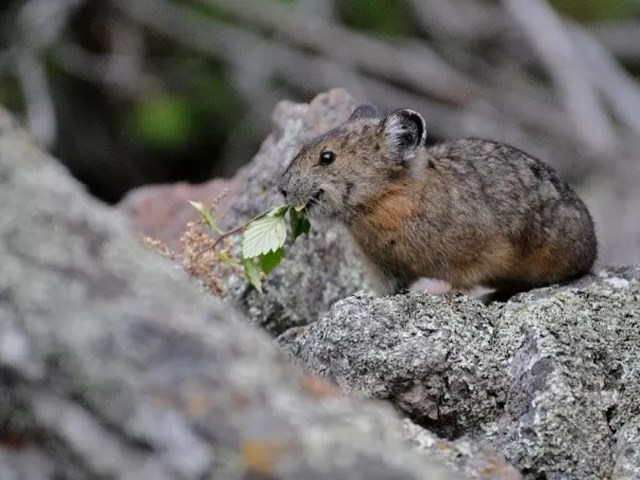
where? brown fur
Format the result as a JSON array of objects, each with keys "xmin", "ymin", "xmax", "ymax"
[
  {"xmin": 279, "ymin": 106, "xmax": 597, "ymax": 297},
  {"xmin": 360, "ymin": 184, "xmax": 417, "ymax": 231}
]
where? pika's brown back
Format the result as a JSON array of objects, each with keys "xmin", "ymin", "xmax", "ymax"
[{"xmin": 279, "ymin": 105, "xmax": 597, "ymax": 295}]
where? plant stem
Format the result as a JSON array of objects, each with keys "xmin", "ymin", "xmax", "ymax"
[{"xmin": 195, "ymin": 208, "xmax": 272, "ymax": 260}]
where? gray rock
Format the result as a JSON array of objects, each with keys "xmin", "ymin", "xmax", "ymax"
[
  {"xmin": 218, "ymin": 89, "xmax": 638, "ymax": 478},
  {"xmin": 613, "ymin": 417, "xmax": 640, "ymax": 480},
  {"xmin": 279, "ymin": 270, "xmax": 640, "ymax": 479},
  {"xmin": 279, "ymin": 292, "xmax": 506, "ymax": 438},
  {"xmin": 403, "ymin": 420, "xmax": 521, "ymax": 480},
  {"xmin": 0, "ymin": 106, "xmax": 460, "ymax": 479},
  {"xmin": 224, "ymin": 89, "xmax": 369, "ymax": 334}
]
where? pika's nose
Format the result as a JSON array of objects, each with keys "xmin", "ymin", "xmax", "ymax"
[
  {"xmin": 279, "ymin": 174, "xmax": 289, "ymax": 198},
  {"xmin": 278, "ymin": 170, "xmax": 291, "ymax": 200}
]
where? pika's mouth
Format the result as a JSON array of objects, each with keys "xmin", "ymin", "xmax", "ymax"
[{"xmin": 302, "ymin": 189, "xmax": 324, "ymax": 213}]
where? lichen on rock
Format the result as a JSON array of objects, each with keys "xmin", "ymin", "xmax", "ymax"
[{"xmin": 279, "ymin": 269, "xmax": 640, "ymax": 479}]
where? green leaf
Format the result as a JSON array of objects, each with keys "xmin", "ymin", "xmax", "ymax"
[
  {"xmin": 241, "ymin": 215, "xmax": 287, "ymax": 259},
  {"xmin": 259, "ymin": 247, "xmax": 285, "ymax": 275},
  {"xmin": 243, "ymin": 257, "xmax": 263, "ymax": 293},
  {"xmin": 269, "ymin": 205, "xmax": 289, "ymax": 218},
  {"xmin": 188, "ymin": 200, "xmax": 219, "ymax": 232},
  {"xmin": 289, "ymin": 208, "xmax": 311, "ymax": 241}
]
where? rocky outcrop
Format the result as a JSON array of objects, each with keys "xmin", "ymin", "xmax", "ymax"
[
  {"xmin": 0, "ymin": 105, "xmax": 465, "ymax": 479},
  {"xmin": 279, "ymin": 271, "xmax": 640, "ymax": 479},
  {"xmin": 209, "ymin": 89, "xmax": 640, "ymax": 478},
  {"xmin": 116, "ymin": 88, "xmax": 638, "ymax": 479},
  {"xmin": 403, "ymin": 420, "xmax": 522, "ymax": 480}
]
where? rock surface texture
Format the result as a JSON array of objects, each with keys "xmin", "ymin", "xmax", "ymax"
[
  {"xmin": 10, "ymin": 86, "xmax": 637, "ymax": 480},
  {"xmin": 0, "ymin": 105, "xmax": 463, "ymax": 479},
  {"xmin": 279, "ymin": 272, "xmax": 640, "ymax": 479}
]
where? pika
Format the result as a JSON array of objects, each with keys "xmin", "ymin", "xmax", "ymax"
[{"xmin": 279, "ymin": 105, "xmax": 597, "ymax": 297}]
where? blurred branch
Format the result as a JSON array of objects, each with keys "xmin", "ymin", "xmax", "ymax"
[
  {"xmin": 409, "ymin": 0, "xmax": 640, "ymax": 140},
  {"xmin": 409, "ymin": 0, "xmax": 503, "ymax": 42},
  {"xmin": 106, "ymin": 19, "xmax": 146, "ymax": 97},
  {"xmin": 504, "ymin": 0, "xmax": 614, "ymax": 152},
  {"xmin": 15, "ymin": 48, "xmax": 56, "ymax": 147},
  {"xmin": 571, "ymin": 25, "xmax": 640, "ymax": 134},
  {"xmin": 404, "ymin": 39, "xmax": 575, "ymax": 140},
  {"xmin": 9, "ymin": 0, "xmax": 86, "ymax": 148},
  {"xmin": 294, "ymin": 0, "xmax": 336, "ymax": 20},
  {"xmin": 200, "ymin": 0, "xmax": 479, "ymax": 105},
  {"xmin": 202, "ymin": 0, "xmax": 609, "ymax": 148},
  {"xmin": 53, "ymin": 43, "xmax": 112, "ymax": 84},
  {"xmin": 15, "ymin": 0, "xmax": 85, "ymax": 49},
  {"xmin": 194, "ymin": 0, "xmax": 596, "ymax": 156},
  {"xmin": 111, "ymin": 0, "xmax": 279, "ymax": 130},
  {"xmin": 0, "ymin": 49, "xmax": 15, "ymax": 77},
  {"xmin": 587, "ymin": 21, "xmax": 640, "ymax": 64},
  {"xmin": 112, "ymin": 0, "xmax": 474, "ymax": 133},
  {"xmin": 409, "ymin": 0, "xmax": 640, "ymax": 68}
]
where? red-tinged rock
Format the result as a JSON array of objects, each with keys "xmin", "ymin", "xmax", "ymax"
[{"xmin": 119, "ymin": 177, "xmax": 243, "ymax": 249}]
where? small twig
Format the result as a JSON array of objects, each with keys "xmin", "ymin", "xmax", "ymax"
[
  {"xmin": 409, "ymin": 0, "xmax": 502, "ymax": 42},
  {"xmin": 587, "ymin": 21, "xmax": 640, "ymax": 64},
  {"xmin": 194, "ymin": 209, "xmax": 271, "ymax": 260}
]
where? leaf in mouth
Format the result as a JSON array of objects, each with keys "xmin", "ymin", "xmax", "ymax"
[
  {"xmin": 241, "ymin": 215, "xmax": 287, "ymax": 259},
  {"xmin": 290, "ymin": 207, "xmax": 311, "ymax": 241},
  {"xmin": 259, "ymin": 247, "xmax": 286, "ymax": 274}
]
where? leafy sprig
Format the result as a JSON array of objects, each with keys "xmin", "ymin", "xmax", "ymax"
[{"xmin": 189, "ymin": 202, "xmax": 310, "ymax": 292}]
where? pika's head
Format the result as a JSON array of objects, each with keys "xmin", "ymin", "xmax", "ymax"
[{"xmin": 279, "ymin": 105, "xmax": 426, "ymax": 222}]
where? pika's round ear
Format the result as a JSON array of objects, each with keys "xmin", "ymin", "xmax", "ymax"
[
  {"xmin": 382, "ymin": 109, "xmax": 427, "ymax": 157},
  {"xmin": 349, "ymin": 104, "xmax": 380, "ymax": 120}
]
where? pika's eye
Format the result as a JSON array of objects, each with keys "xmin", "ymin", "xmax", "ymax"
[{"xmin": 319, "ymin": 151, "xmax": 336, "ymax": 165}]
